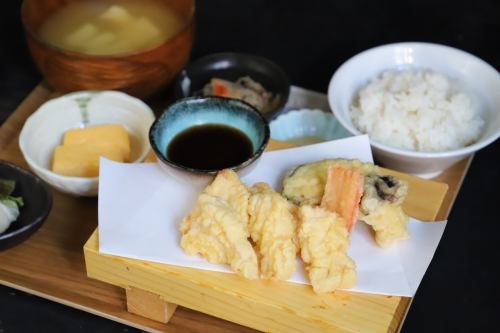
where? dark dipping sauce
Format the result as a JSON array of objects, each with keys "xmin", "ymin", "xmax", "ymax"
[{"xmin": 167, "ymin": 124, "xmax": 254, "ymax": 170}]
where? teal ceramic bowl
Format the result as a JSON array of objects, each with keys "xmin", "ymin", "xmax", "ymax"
[
  {"xmin": 150, "ymin": 97, "xmax": 270, "ymax": 182},
  {"xmin": 270, "ymin": 109, "xmax": 351, "ymax": 145}
]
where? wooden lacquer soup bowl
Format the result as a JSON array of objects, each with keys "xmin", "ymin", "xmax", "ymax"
[{"xmin": 21, "ymin": 0, "xmax": 195, "ymax": 98}]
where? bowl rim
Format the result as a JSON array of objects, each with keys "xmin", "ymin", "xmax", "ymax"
[
  {"xmin": 328, "ymin": 41, "xmax": 500, "ymax": 158},
  {"xmin": 20, "ymin": 0, "xmax": 196, "ymax": 58},
  {"xmin": 0, "ymin": 160, "xmax": 53, "ymax": 242},
  {"xmin": 179, "ymin": 51, "xmax": 289, "ymax": 76},
  {"xmin": 269, "ymin": 108, "xmax": 344, "ymax": 142},
  {"xmin": 18, "ymin": 90, "xmax": 155, "ymax": 183},
  {"xmin": 149, "ymin": 96, "xmax": 270, "ymax": 175},
  {"xmin": 270, "ymin": 108, "xmax": 332, "ymax": 122},
  {"xmin": 173, "ymin": 51, "xmax": 291, "ymax": 118}
]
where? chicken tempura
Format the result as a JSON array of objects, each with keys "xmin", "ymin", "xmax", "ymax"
[
  {"xmin": 180, "ymin": 169, "xmax": 258, "ymax": 279},
  {"xmin": 203, "ymin": 168, "xmax": 251, "ymax": 225},
  {"xmin": 298, "ymin": 205, "xmax": 356, "ymax": 293},
  {"xmin": 248, "ymin": 183, "xmax": 298, "ymax": 280}
]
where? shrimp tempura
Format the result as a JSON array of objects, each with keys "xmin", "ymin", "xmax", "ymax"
[{"xmin": 321, "ymin": 165, "xmax": 364, "ymax": 232}]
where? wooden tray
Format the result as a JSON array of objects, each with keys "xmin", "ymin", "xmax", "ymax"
[{"xmin": 0, "ymin": 83, "xmax": 471, "ymax": 333}]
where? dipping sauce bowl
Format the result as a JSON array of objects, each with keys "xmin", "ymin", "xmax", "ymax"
[{"xmin": 149, "ymin": 97, "xmax": 270, "ymax": 183}]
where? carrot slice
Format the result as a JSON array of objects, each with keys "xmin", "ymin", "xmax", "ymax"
[
  {"xmin": 212, "ymin": 79, "xmax": 230, "ymax": 96},
  {"xmin": 321, "ymin": 165, "xmax": 364, "ymax": 232}
]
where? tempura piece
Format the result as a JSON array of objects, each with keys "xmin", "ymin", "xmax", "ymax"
[
  {"xmin": 282, "ymin": 159, "xmax": 379, "ymax": 206},
  {"xmin": 203, "ymin": 168, "xmax": 250, "ymax": 226},
  {"xmin": 180, "ymin": 170, "xmax": 258, "ymax": 279},
  {"xmin": 361, "ymin": 204, "xmax": 409, "ymax": 248},
  {"xmin": 359, "ymin": 175, "xmax": 409, "ymax": 248},
  {"xmin": 283, "ymin": 159, "xmax": 410, "ymax": 248},
  {"xmin": 321, "ymin": 166, "xmax": 364, "ymax": 232},
  {"xmin": 298, "ymin": 205, "xmax": 356, "ymax": 293},
  {"xmin": 362, "ymin": 175, "xmax": 408, "ymax": 207},
  {"xmin": 248, "ymin": 183, "xmax": 298, "ymax": 280}
]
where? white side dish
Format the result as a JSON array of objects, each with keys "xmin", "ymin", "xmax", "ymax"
[{"xmin": 19, "ymin": 91, "xmax": 155, "ymax": 196}]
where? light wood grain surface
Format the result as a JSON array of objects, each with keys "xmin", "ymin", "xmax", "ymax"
[
  {"xmin": 84, "ymin": 146, "xmax": 448, "ymax": 333},
  {"xmin": 0, "ymin": 84, "xmax": 466, "ymax": 333},
  {"xmin": 0, "ymin": 84, "xmax": 256, "ymax": 333}
]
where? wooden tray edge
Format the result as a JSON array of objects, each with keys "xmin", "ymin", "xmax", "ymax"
[{"xmin": 0, "ymin": 277, "xmax": 164, "ymax": 333}]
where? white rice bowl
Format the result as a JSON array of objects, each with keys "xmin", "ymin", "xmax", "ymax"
[
  {"xmin": 350, "ymin": 69, "xmax": 484, "ymax": 152},
  {"xmin": 328, "ymin": 42, "xmax": 500, "ymax": 177}
]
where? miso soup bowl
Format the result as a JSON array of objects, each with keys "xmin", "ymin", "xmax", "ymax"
[
  {"xmin": 21, "ymin": 0, "xmax": 195, "ymax": 98},
  {"xmin": 149, "ymin": 97, "xmax": 270, "ymax": 184}
]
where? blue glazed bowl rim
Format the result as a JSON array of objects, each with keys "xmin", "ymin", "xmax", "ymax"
[{"xmin": 149, "ymin": 96, "xmax": 270, "ymax": 174}]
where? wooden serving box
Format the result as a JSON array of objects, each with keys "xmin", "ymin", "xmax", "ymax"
[
  {"xmin": 0, "ymin": 83, "xmax": 470, "ymax": 333},
  {"xmin": 83, "ymin": 164, "xmax": 448, "ymax": 333}
]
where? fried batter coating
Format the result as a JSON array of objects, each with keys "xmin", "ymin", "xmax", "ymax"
[
  {"xmin": 203, "ymin": 169, "xmax": 251, "ymax": 225},
  {"xmin": 360, "ymin": 175, "xmax": 409, "ymax": 248},
  {"xmin": 180, "ymin": 170, "xmax": 258, "ymax": 279},
  {"xmin": 282, "ymin": 159, "xmax": 379, "ymax": 206},
  {"xmin": 283, "ymin": 159, "xmax": 410, "ymax": 248},
  {"xmin": 360, "ymin": 204, "xmax": 409, "ymax": 248},
  {"xmin": 248, "ymin": 183, "xmax": 298, "ymax": 280},
  {"xmin": 298, "ymin": 205, "xmax": 356, "ymax": 293},
  {"xmin": 361, "ymin": 175, "xmax": 408, "ymax": 208}
]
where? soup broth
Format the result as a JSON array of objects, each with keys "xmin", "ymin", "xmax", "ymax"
[{"xmin": 38, "ymin": 0, "xmax": 185, "ymax": 55}]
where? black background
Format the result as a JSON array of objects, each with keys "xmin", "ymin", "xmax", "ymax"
[{"xmin": 1, "ymin": 0, "xmax": 499, "ymax": 332}]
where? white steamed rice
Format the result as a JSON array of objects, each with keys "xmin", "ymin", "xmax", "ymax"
[{"xmin": 350, "ymin": 69, "xmax": 484, "ymax": 152}]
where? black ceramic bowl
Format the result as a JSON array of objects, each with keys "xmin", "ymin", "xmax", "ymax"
[
  {"xmin": 0, "ymin": 161, "xmax": 52, "ymax": 251},
  {"xmin": 173, "ymin": 52, "xmax": 290, "ymax": 119}
]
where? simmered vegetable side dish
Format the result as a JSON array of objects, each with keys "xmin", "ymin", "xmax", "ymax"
[{"xmin": 202, "ymin": 76, "xmax": 281, "ymax": 114}]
